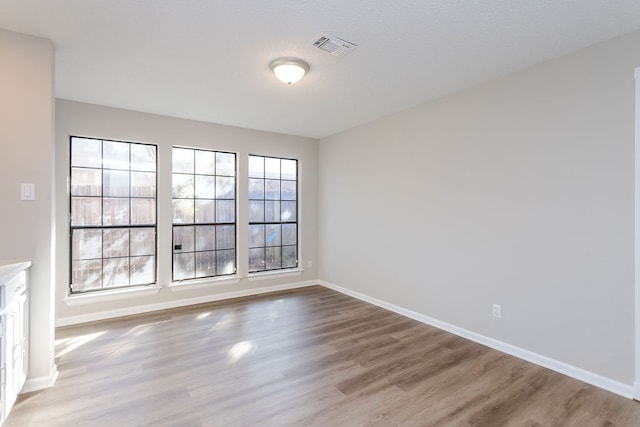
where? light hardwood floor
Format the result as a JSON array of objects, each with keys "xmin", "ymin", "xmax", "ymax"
[{"xmin": 7, "ymin": 286, "xmax": 640, "ymax": 426}]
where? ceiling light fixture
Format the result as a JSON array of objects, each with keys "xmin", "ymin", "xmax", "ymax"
[{"xmin": 270, "ymin": 57, "xmax": 309, "ymax": 85}]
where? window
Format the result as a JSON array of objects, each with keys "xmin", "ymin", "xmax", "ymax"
[
  {"xmin": 70, "ymin": 137, "xmax": 157, "ymax": 293},
  {"xmin": 248, "ymin": 155, "xmax": 298, "ymax": 272},
  {"xmin": 172, "ymin": 147, "xmax": 236, "ymax": 280}
]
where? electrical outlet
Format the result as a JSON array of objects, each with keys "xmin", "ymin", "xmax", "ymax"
[
  {"xmin": 307, "ymin": 260, "xmax": 313, "ymax": 269},
  {"xmin": 492, "ymin": 304, "xmax": 501, "ymax": 318}
]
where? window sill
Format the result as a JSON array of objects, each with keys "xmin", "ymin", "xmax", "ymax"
[
  {"xmin": 168, "ymin": 275, "xmax": 242, "ymax": 291},
  {"xmin": 246, "ymin": 268, "xmax": 304, "ymax": 282},
  {"xmin": 64, "ymin": 284, "xmax": 162, "ymax": 306}
]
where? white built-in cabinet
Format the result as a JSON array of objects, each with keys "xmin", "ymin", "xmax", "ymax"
[{"xmin": 0, "ymin": 262, "xmax": 30, "ymax": 425}]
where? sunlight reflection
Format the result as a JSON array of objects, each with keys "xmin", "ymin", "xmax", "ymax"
[
  {"xmin": 122, "ymin": 323, "xmax": 154, "ymax": 337},
  {"xmin": 197, "ymin": 312, "xmax": 211, "ymax": 320},
  {"xmin": 211, "ymin": 313, "xmax": 235, "ymax": 330},
  {"xmin": 110, "ymin": 342, "xmax": 136, "ymax": 358},
  {"xmin": 56, "ymin": 331, "xmax": 106, "ymax": 358},
  {"xmin": 227, "ymin": 341, "xmax": 253, "ymax": 364}
]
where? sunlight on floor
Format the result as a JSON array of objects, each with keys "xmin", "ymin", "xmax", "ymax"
[
  {"xmin": 122, "ymin": 323, "xmax": 155, "ymax": 337},
  {"xmin": 227, "ymin": 341, "xmax": 253, "ymax": 364},
  {"xmin": 211, "ymin": 313, "xmax": 236, "ymax": 330},
  {"xmin": 56, "ymin": 331, "xmax": 106, "ymax": 358}
]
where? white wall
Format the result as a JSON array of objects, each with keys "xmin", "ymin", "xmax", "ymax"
[
  {"xmin": 55, "ymin": 100, "xmax": 318, "ymax": 323},
  {"xmin": 0, "ymin": 30, "xmax": 57, "ymax": 389},
  {"xmin": 319, "ymin": 30, "xmax": 640, "ymax": 385}
]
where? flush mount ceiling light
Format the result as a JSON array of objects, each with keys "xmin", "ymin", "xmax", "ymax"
[{"xmin": 270, "ymin": 57, "xmax": 309, "ymax": 85}]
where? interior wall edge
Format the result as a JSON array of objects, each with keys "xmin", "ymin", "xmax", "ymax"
[{"xmin": 21, "ymin": 366, "xmax": 59, "ymax": 394}]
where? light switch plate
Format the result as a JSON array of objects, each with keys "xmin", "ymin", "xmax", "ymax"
[{"xmin": 21, "ymin": 183, "xmax": 35, "ymax": 201}]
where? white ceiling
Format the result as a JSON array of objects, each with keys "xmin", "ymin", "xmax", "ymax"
[{"xmin": 1, "ymin": 1, "xmax": 640, "ymax": 139}]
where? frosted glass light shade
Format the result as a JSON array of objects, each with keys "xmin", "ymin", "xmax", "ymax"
[{"xmin": 270, "ymin": 58, "xmax": 309, "ymax": 85}]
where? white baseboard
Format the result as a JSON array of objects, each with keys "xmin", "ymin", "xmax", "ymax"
[
  {"xmin": 319, "ymin": 281, "xmax": 634, "ymax": 399},
  {"xmin": 634, "ymin": 381, "xmax": 640, "ymax": 401},
  {"xmin": 21, "ymin": 364, "xmax": 59, "ymax": 393},
  {"xmin": 56, "ymin": 281, "xmax": 318, "ymax": 327}
]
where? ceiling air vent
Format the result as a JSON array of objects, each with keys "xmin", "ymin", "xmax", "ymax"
[{"xmin": 312, "ymin": 33, "xmax": 356, "ymax": 57}]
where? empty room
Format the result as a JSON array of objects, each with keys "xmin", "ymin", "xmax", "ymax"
[{"xmin": 2, "ymin": 1, "xmax": 640, "ymax": 425}]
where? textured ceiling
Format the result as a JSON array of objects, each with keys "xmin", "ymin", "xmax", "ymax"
[{"xmin": 1, "ymin": 1, "xmax": 640, "ymax": 139}]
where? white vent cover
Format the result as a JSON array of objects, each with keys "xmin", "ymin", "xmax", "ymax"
[{"xmin": 312, "ymin": 33, "xmax": 356, "ymax": 57}]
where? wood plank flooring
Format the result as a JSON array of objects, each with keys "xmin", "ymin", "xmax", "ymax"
[{"xmin": 6, "ymin": 286, "xmax": 640, "ymax": 426}]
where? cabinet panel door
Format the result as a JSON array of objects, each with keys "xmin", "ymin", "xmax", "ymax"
[
  {"xmin": 4, "ymin": 301, "xmax": 17, "ymax": 416},
  {"xmin": 16, "ymin": 293, "xmax": 27, "ymax": 390}
]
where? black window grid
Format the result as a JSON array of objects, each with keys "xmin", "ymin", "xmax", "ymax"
[
  {"xmin": 248, "ymin": 155, "xmax": 298, "ymax": 273},
  {"xmin": 69, "ymin": 136, "xmax": 158, "ymax": 294},
  {"xmin": 171, "ymin": 148, "xmax": 237, "ymax": 281}
]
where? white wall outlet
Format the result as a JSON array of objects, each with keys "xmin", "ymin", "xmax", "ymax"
[
  {"xmin": 492, "ymin": 304, "xmax": 501, "ymax": 318},
  {"xmin": 307, "ymin": 260, "xmax": 313, "ymax": 269}
]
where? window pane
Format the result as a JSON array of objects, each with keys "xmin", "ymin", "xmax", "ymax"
[
  {"xmin": 71, "ymin": 138, "xmax": 101, "ymax": 168},
  {"xmin": 103, "ymin": 198, "xmax": 130, "ymax": 225},
  {"xmin": 216, "ymin": 176, "xmax": 235, "ymax": 199},
  {"xmin": 247, "ymin": 156, "xmax": 297, "ymax": 273},
  {"xmin": 173, "ymin": 226, "xmax": 195, "ymax": 253},
  {"xmin": 71, "ymin": 168, "xmax": 102, "ymax": 196},
  {"xmin": 131, "ymin": 172, "xmax": 156, "ymax": 197},
  {"xmin": 248, "ymin": 155, "xmax": 264, "ymax": 178},
  {"xmin": 249, "ymin": 248, "xmax": 265, "ymax": 272},
  {"xmin": 249, "ymin": 200, "xmax": 264, "ymax": 222},
  {"xmin": 130, "ymin": 144, "xmax": 156, "ymax": 172},
  {"xmin": 71, "ymin": 197, "xmax": 102, "ymax": 226},
  {"xmin": 131, "ymin": 199, "xmax": 156, "ymax": 225},
  {"xmin": 173, "ymin": 173, "xmax": 194, "ymax": 198},
  {"xmin": 281, "ymin": 159, "xmax": 297, "ymax": 180},
  {"xmin": 216, "ymin": 250, "xmax": 235, "ymax": 275},
  {"xmin": 173, "ymin": 253, "xmax": 195, "ymax": 280},
  {"xmin": 248, "ymin": 178, "xmax": 264, "ymax": 199},
  {"xmin": 72, "ymin": 229, "xmax": 102, "ymax": 260},
  {"xmin": 216, "ymin": 225, "xmax": 235, "ymax": 250},
  {"xmin": 130, "ymin": 228, "xmax": 155, "ymax": 256},
  {"xmin": 195, "ymin": 199, "xmax": 215, "ymax": 223},
  {"xmin": 265, "ymin": 201, "xmax": 280, "ymax": 222},
  {"xmin": 216, "ymin": 200, "xmax": 235, "ymax": 223},
  {"xmin": 103, "ymin": 229, "xmax": 129, "ymax": 258},
  {"xmin": 72, "ymin": 259, "xmax": 102, "ymax": 291},
  {"xmin": 265, "ymin": 224, "xmax": 281, "ymax": 247},
  {"xmin": 131, "ymin": 256, "xmax": 155, "ymax": 285},
  {"xmin": 282, "ymin": 224, "xmax": 297, "ymax": 246},
  {"xmin": 282, "ymin": 246, "xmax": 297, "ymax": 268},
  {"xmin": 265, "ymin": 247, "xmax": 281, "ymax": 270},
  {"xmin": 103, "ymin": 141, "xmax": 130, "ymax": 170},
  {"xmin": 281, "ymin": 180, "xmax": 296, "ymax": 200},
  {"xmin": 281, "ymin": 201, "xmax": 297, "ymax": 222},
  {"xmin": 173, "ymin": 199, "xmax": 194, "ymax": 223},
  {"xmin": 195, "ymin": 150, "xmax": 215, "ymax": 175},
  {"xmin": 265, "ymin": 157, "xmax": 280, "ymax": 179},
  {"xmin": 249, "ymin": 225, "xmax": 265, "ymax": 248},
  {"xmin": 70, "ymin": 137, "xmax": 157, "ymax": 294},
  {"xmin": 103, "ymin": 258, "xmax": 130, "ymax": 288},
  {"xmin": 195, "ymin": 175, "xmax": 215, "ymax": 199},
  {"xmin": 173, "ymin": 148, "xmax": 235, "ymax": 280},
  {"xmin": 173, "ymin": 148, "xmax": 194, "ymax": 173},
  {"xmin": 195, "ymin": 225, "xmax": 216, "ymax": 251},
  {"xmin": 265, "ymin": 180, "xmax": 280, "ymax": 200},
  {"xmin": 216, "ymin": 152, "xmax": 235, "ymax": 176},
  {"xmin": 195, "ymin": 251, "xmax": 216, "ymax": 278},
  {"xmin": 103, "ymin": 170, "xmax": 129, "ymax": 197}
]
